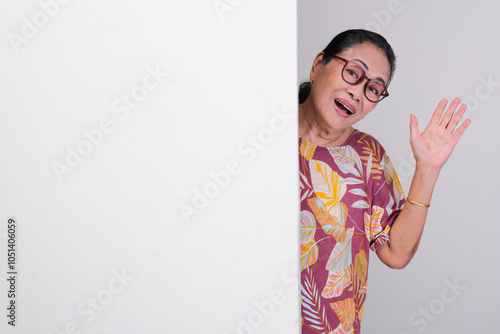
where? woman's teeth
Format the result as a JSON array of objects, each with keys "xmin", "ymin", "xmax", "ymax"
[{"xmin": 336, "ymin": 100, "xmax": 354, "ymax": 115}]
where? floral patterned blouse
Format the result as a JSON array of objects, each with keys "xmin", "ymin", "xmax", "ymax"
[{"xmin": 300, "ymin": 130, "xmax": 405, "ymax": 333}]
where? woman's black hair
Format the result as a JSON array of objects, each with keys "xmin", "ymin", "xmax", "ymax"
[{"xmin": 299, "ymin": 29, "xmax": 396, "ymax": 104}]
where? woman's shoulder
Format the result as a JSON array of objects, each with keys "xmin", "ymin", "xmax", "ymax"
[
  {"xmin": 347, "ymin": 129, "xmax": 383, "ymax": 145},
  {"xmin": 347, "ymin": 129, "xmax": 389, "ymax": 156}
]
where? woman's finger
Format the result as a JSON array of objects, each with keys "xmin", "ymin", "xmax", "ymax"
[
  {"xmin": 446, "ymin": 103, "xmax": 467, "ymax": 131},
  {"xmin": 439, "ymin": 97, "xmax": 461, "ymax": 128},
  {"xmin": 429, "ymin": 98, "xmax": 448, "ymax": 125},
  {"xmin": 452, "ymin": 118, "xmax": 471, "ymax": 140},
  {"xmin": 409, "ymin": 113, "xmax": 420, "ymax": 139}
]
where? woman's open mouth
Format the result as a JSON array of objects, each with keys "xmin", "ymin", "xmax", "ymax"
[{"xmin": 334, "ymin": 99, "xmax": 355, "ymax": 116}]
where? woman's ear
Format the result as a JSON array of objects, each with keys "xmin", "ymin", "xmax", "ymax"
[{"xmin": 310, "ymin": 52, "xmax": 324, "ymax": 85}]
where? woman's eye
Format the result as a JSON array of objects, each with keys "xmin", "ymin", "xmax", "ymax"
[
  {"xmin": 347, "ymin": 70, "xmax": 357, "ymax": 78},
  {"xmin": 369, "ymin": 86, "xmax": 380, "ymax": 95}
]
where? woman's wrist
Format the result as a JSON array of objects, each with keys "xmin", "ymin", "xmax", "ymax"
[
  {"xmin": 405, "ymin": 163, "xmax": 440, "ymax": 208},
  {"xmin": 414, "ymin": 161, "xmax": 441, "ymax": 183}
]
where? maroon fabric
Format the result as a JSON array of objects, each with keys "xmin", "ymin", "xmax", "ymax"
[{"xmin": 300, "ymin": 130, "xmax": 405, "ymax": 333}]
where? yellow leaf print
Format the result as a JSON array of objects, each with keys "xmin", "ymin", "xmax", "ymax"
[
  {"xmin": 300, "ymin": 139, "xmax": 317, "ymax": 161},
  {"xmin": 322, "ymin": 267, "xmax": 352, "ymax": 298},
  {"xmin": 381, "ymin": 153, "xmax": 404, "ymax": 197},
  {"xmin": 331, "ymin": 323, "xmax": 354, "ymax": 334},
  {"xmin": 370, "ymin": 206, "xmax": 384, "ymax": 241},
  {"xmin": 354, "ymin": 250, "xmax": 368, "ymax": 285},
  {"xmin": 308, "ymin": 197, "xmax": 348, "ymax": 243},
  {"xmin": 363, "ymin": 212, "xmax": 370, "ymax": 241},
  {"xmin": 301, "ymin": 240, "xmax": 318, "ymax": 271},
  {"xmin": 309, "ymin": 159, "xmax": 347, "ymax": 214},
  {"xmin": 358, "ymin": 137, "xmax": 383, "ymax": 180},
  {"xmin": 300, "ymin": 210, "xmax": 317, "ymax": 244},
  {"xmin": 330, "ymin": 298, "xmax": 356, "ymax": 332},
  {"xmin": 326, "ymin": 228, "xmax": 354, "ymax": 273}
]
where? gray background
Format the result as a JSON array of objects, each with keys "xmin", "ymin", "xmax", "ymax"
[{"xmin": 299, "ymin": 0, "xmax": 499, "ymax": 333}]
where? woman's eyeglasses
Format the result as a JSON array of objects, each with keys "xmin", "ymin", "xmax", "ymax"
[{"xmin": 332, "ymin": 56, "xmax": 389, "ymax": 103}]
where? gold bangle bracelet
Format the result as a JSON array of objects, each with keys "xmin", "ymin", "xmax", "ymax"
[{"xmin": 407, "ymin": 198, "xmax": 430, "ymax": 208}]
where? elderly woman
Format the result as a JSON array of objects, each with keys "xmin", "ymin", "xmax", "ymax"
[{"xmin": 299, "ymin": 29, "xmax": 470, "ymax": 333}]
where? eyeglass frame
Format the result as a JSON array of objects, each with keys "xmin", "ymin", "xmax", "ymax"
[{"xmin": 331, "ymin": 55, "xmax": 390, "ymax": 103}]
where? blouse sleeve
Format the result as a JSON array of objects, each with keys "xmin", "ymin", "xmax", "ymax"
[{"xmin": 368, "ymin": 150, "xmax": 406, "ymax": 252}]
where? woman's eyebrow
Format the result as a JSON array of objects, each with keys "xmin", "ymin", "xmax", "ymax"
[
  {"xmin": 354, "ymin": 58, "xmax": 387, "ymax": 86},
  {"xmin": 377, "ymin": 77, "xmax": 387, "ymax": 86},
  {"xmin": 353, "ymin": 58, "xmax": 369, "ymax": 70}
]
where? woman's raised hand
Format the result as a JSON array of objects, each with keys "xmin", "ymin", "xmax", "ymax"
[{"xmin": 409, "ymin": 98, "xmax": 471, "ymax": 172}]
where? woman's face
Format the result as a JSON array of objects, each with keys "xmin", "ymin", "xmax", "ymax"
[{"xmin": 308, "ymin": 42, "xmax": 391, "ymax": 133}]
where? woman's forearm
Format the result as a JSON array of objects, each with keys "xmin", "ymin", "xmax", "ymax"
[{"xmin": 376, "ymin": 164, "xmax": 441, "ymax": 269}]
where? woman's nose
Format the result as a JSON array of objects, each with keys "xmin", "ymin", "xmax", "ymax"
[{"xmin": 346, "ymin": 83, "xmax": 363, "ymax": 102}]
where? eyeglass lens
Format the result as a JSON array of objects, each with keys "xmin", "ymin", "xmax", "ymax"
[{"xmin": 342, "ymin": 62, "xmax": 386, "ymax": 102}]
